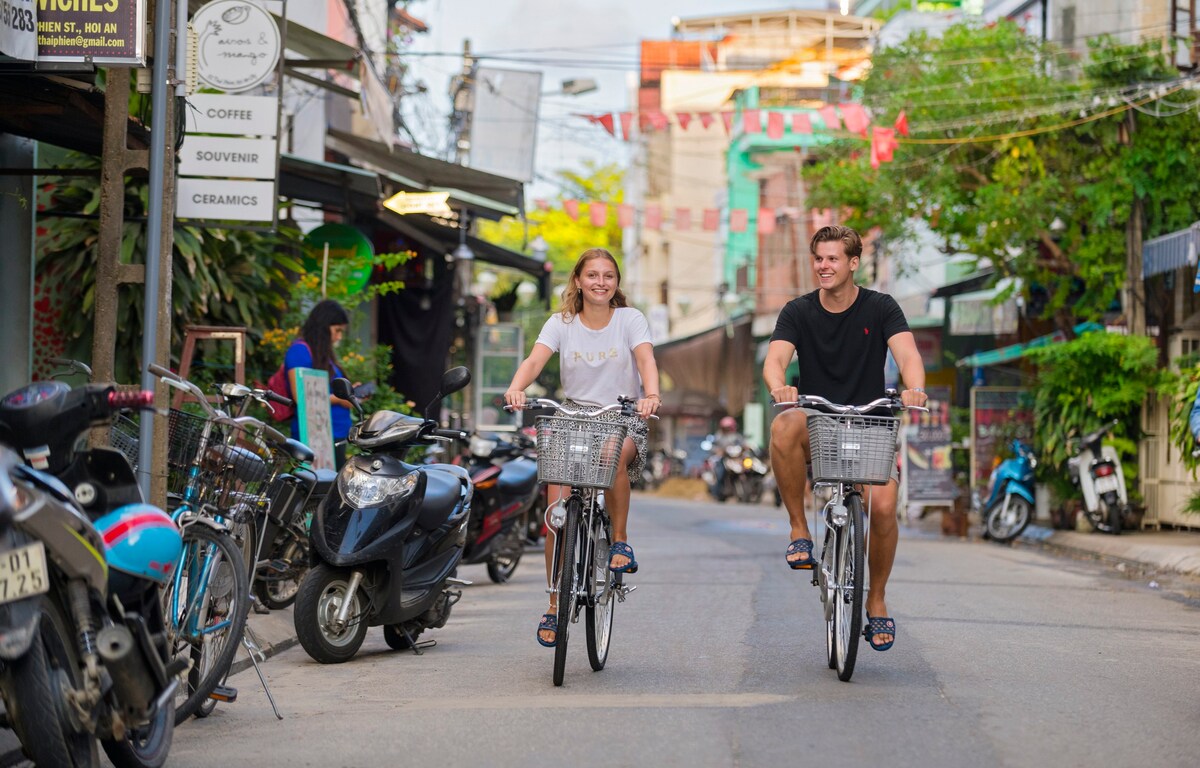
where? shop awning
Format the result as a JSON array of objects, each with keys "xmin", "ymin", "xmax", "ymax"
[
  {"xmin": 956, "ymin": 322, "xmax": 1103, "ymax": 368},
  {"xmin": 380, "ymin": 211, "xmax": 549, "ymax": 281},
  {"xmin": 655, "ymin": 317, "xmax": 756, "ymax": 416},
  {"xmin": 1142, "ymin": 223, "xmax": 1199, "ymax": 279},
  {"xmin": 278, "ymin": 153, "xmax": 381, "ymax": 210}
]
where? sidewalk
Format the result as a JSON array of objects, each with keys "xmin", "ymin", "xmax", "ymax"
[{"xmin": 1017, "ymin": 523, "xmax": 1200, "ymax": 578}]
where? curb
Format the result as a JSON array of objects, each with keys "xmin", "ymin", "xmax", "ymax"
[{"xmin": 1015, "ymin": 524, "xmax": 1200, "ymax": 585}]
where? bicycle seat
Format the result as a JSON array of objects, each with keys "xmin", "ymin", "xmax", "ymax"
[{"xmin": 284, "ymin": 438, "xmax": 314, "ymax": 464}]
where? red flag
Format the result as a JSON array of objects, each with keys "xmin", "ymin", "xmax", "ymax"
[
  {"xmin": 720, "ymin": 111, "xmax": 733, "ymax": 134},
  {"xmin": 757, "ymin": 207, "xmax": 776, "ymax": 235},
  {"xmin": 645, "ymin": 204, "xmax": 662, "ymax": 230},
  {"xmin": 563, "ymin": 199, "xmax": 580, "ymax": 220},
  {"xmin": 818, "ymin": 105, "xmax": 840, "ymax": 131},
  {"xmin": 589, "ymin": 202, "xmax": 608, "ymax": 227},
  {"xmin": 534, "ymin": 198, "xmax": 549, "ymax": 211},
  {"xmin": 872, "ymin": 126, "xmax": 897, "ymax": 165},
  {"xmin": 674, "ymin": 207, "xmax": 692, "ymax": 231},
  {"xmin": 894, "ymin": 110, "xmax": 909, "ymax": 137},
  {"xmin": 839, "ymin": 103, "xmax": 869, "ymax": 137},
  {"xmin": 743, "ymin": 109, "xmax": 762, "ymax": 134},
  {"xmin": 619, "ymin": 112, "xmax": 634, "ymax": 140},
  {"xmin": 702, "ymin": 208, "xmax": 720, "ymax": 231},
  {"xmin": 677, "ymin": 112, "xmax": 692, "ymax": 131},
  {"xmin": 792, "ymin": 113, "xmax": 813, "ymax": 134},
  {"xmin": 698, "ymin": 112, "xmax": 715, "ymax": 130},
  {"xmin": 649, "ymin": 111, "xmax": 669, "ymax": 131},
  {"xmin": 617, "ymin": 203, "xmax": 634, "ymax": 228},
  {"xmin": 729, "ymin": 208, "xmax": 748, "ymax": 233},
  {"xmin": 767, "ymin": 111, "xmax": 784, "ymax": 139},
  {"xmin": 598, "ymin": 113, "xmax": 615, "ymax": 136}
]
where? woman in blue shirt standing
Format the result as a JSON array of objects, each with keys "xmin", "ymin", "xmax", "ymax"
[{"xmin": 285, "ymin": 299, "xmax": 354, "ymax": 468}]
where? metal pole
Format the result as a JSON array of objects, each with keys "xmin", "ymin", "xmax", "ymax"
[{"xmin": 137, "ymin": 0, "xmax": 177, "ymax": 498}]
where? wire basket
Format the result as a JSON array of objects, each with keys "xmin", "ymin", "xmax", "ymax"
[
  {"xmin": 535, "ymin": 415, "xmax": 628, "ymax": 489},
  {"xmin": 807, "ymin": 413, "xmax": 899, "ymax": 485},
  {"xmin": 109, "ymin": 409, "xmax": 220, "ymax": 499}
]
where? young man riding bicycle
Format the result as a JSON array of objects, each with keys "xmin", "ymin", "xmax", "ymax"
[{"xmin": 763, "ymin": 225, "xmax": 927, "ymax": 652}]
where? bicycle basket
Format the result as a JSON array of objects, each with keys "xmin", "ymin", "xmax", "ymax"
[
  {"xmin": 807, "ymin": 413, "xmax": 899, "ymax": 485},
  {"xmin": 535, "ymin": 415, "xmax": 628, "ymax": 489},
  {"xmin": 108, "ymin": 409, "xmax": 215, "ymax": 499}
]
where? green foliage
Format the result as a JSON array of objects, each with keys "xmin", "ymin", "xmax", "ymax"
[
  {"xmin": 1166, "ymin": 362, "xmax": 1200, "ymax": 475},
  {"xmin": 1025, "ymin": 332, "xmax": 1171, "ymax": 499},
  {"xmin": 804, "ymin": 22, "xmax": 1200, "ymax": 325}
]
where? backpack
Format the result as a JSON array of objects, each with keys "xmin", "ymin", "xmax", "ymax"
[{"xmin": 264, "ymin": 340, "xmax": 309, "ymax": 422}]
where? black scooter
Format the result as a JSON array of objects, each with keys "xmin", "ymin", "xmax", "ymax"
[{"xmin": 293, "ymin": 368, "xmax": 474, "ymax": 664}]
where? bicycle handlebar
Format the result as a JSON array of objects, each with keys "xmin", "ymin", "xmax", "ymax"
[
  {"xmin": 774, "ymin": 393, "xmax": 929, "ymax": 414},
  {"xmin": 506, "ymin": 396, "xmax": 660, "ymax": 420},
  {"xmin": 146, "ymin": 364, "xmax": 225, "ymax": 420}
]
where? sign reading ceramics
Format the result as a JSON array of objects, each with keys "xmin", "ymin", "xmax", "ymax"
[
  {"xmin": 178, "ymin": 0, "xmax": 282, "ymax": 225},
  {"xmin": 35, "ymin": 0, "xmax": 147, "ymax": 65}
]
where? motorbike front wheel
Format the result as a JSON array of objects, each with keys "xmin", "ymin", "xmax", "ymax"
[
  {"xmin": 0, "ymin": 592, "xmax": 100, "ymax": 768},
  {"xmin": 985, "ymin": 495, "xmax": 1032, "ymax": 543},
  {"xmin": 294, "ymin": 564, "xmax": 370, "ymax": 663}
]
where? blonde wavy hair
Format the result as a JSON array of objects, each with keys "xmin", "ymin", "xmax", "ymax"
[{"xmin": 558, "ymin": 248, "xmax": 628, "ymax": 321}]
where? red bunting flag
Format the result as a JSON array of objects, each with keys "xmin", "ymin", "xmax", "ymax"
[
  {"xmin": 645, "ymin": 204, "xmax": 662, "ymax": 230},
  {"xmin": 674, "ymin": 207, "xmax": 692, "ymax": 231},
  {"xmin": 702, "ymin": 208, "xmax": 720, "ymax": 231},
  {"xmin": 757, "ymin": 207, "xmax": 777, "ymax": 235},
  {"xmin": 839, "ymin": 103, "xmax": 869, "ymax": 137},
  {"xmin": 563, "ymin": 199, "xmax": 580, "ymax": 220},
  {"xmin": 792, "ymin": 113, "xmax": 813, "ymax": 134},
  {"xmin": 743, "ymin": 109, "xmax": 762, "ymax": 134},
  {"xmin": 871, "ymin": 126, "xmax": 898, "ymax": 169},
  {"xmin": 677, "ymin": 112, "xmax": 692, "ymax": 131},
  {"xmin": 729, "ymin": 208, "xmax": 748, "ymax": 233},
  {"xmin": 894, "ymin": 110, "xmax": 909, "ymax": 137},
  {"xmin": 589, "ymin": 202, "xmax": 608, "ymax": 227},
  {"xmin": 534, "ymin": 198, "xmax": 549, "ymax": 211},
  {"xmin": 598, "ymin": 113, "xmax": 615, "ymax": 136},
  {"xmin": 619, "ymin": 112, "xmax": 634, "ymax": 140},
  {"xmin": 818, "ymin": 105, "xmax": 840, "ymax": 131},
  {"xmin": 767, "ymin": 111, "xmax": 784, "ymax": 139},
  {"xmin": 720, "ymin": 111, "xmax": 733, "ymax": 134},
  {"xmin": 618, "ymin": 204, "xmax": 634, "ymax": 228},
  {"xmin": 649, "ymin": 111, "xmax": 669, "ymax": 131},
  {"xmin": 698, "ymin": 112, "xmax": 715, "ymax": 130}
]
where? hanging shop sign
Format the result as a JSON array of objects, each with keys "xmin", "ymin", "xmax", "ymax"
[
  {"xmin": 186, "ymin": 93, "xmax": 278, "ymax": 136},
  {"xmin": 192, "ymin": 0, "xmax": 281, "ymax": 93},
  {"xmin": 302, "ymin": 224, "xmax": 374, "ymax": 295},
  {"xmin": 36, "ymin": 0, "xmax": 146, "ymax": 65},
  {"xmin": 0, "ymin": 0, "xmax": 36, "ymax": 62},
  {"xmin": 178, "ymin": 135, "xmax": 276, "ymax": 179},
  {"xmin": 382, "ymin": 191, "xmax": 453, "ymax": 217},
  {"xmin": 176, "ymin": 178, "xmax": 276, "ymax": 222}
]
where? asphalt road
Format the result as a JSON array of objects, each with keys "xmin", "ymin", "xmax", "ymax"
[{"xmin": 154, "ymin": 495, "xmax": 1200, "ymax": 767}]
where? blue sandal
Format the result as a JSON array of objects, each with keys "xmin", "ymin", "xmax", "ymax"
[
  {"xmin": 609, "ymin": 541, "xmax": 638, "ymax": 574},
  {"xmin": 536, "ymin": 613, "xmax": 557, "ymax": 647},
  {"xmin": 786, "ymin": 538, "xmax": 816, "ymax": 570},
  {"xmin": 863, "ymin": 615, "xmax": 896, "ymax": 652}
]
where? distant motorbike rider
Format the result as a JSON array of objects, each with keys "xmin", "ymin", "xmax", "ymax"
[{"xmin": 710, "ymin": 416, "xmax": 744, "ymax": 499}]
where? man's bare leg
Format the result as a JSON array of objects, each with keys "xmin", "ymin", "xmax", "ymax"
[
  {"xmin": 864, "ymin": 479, "xmax": 899, "ymax": 646},
  {"xmin": 770, "ymin": 410, "xmax": 814, "ymax": 567}
]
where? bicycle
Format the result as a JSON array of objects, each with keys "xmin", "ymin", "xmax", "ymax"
[
  {"xmin": 774, "ymin": 390, "xmax": 925, "ymax": 682},
  {"xmin": 509, "ymin": 396, "xmax": 653, "ymax": 687}
]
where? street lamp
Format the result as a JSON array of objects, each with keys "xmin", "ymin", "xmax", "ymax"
[
  {"xmin": 543, "ymin": 78, "xmax": 597, "ymax": 97},
  {"xmin": 516, "ymin": 280, "xmax": 539, "ymax": 305},
  {"xmin": 529, "ymin": 234, "xmax": 548, "ymax": 262}
]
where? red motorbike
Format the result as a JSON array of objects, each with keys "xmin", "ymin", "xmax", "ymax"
[{"xmin": 456, "ymin": 431, "xmax": 543, "ymax": 583}]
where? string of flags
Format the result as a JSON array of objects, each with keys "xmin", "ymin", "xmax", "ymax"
[
  {"xmin": 529, "ymin": 198, "xmax": 840, "ymax": 235},
  {"xmin": 578, "ymin": 106, "xmax": 909, "ymax": 168}
]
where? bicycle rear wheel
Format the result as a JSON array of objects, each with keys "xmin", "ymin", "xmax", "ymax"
[
  {"xmin": 553, "ymin": 496, "xmax": 582, "ymax": 686},
  {"xmin": 833, "ymin": 493, "xmax": 864, "ymax": 682},
  {"xmin": 162, "ymin": 524, "xmax": 249, "ymax": 723},
  {"xmin": 586, "ymin": 513, "xmax": 615, "ymax": 671}
]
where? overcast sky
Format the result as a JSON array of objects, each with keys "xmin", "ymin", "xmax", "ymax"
[{"xmin": 402, "ymin": 0, "xmax": 837, "ymax": 197}]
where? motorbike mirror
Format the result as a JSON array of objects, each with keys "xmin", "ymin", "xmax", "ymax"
[
  {"xmin": 331, "ymin": 378, "xmax": 364, "ymax": 419},
  {"xmin": 423, "ymin": 367, "xmax": 472, "ymax": 416}
]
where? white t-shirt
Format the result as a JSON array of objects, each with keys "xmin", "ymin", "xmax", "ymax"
[{"xmin": 535, "ymin": 307, "xmax": 653, "ymax": 406}]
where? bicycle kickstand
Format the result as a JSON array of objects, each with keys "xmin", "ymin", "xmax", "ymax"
[{"xmin": 242, "ymin": 625, "xmax": 283, "ymax": 720}]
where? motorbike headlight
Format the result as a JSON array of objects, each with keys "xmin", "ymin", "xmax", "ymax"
[
  {"xmin": 743, "ymin": 457, "xmax": 754, "ymax": 469},
  {"xmin": 338, "ymin": 465, "xmax": 419, "ymax": 508}
]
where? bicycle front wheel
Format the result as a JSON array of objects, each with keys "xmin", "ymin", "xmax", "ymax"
[
  {"xmin": 553, "ymin": 497, "xmax": 582, "ymax": 687},
  {"xmin": 586, "ymin": 514, "xmax": 615, "ymax": 671},
  {"xmin": 820, "ymin": 524, "xmax": 837, "ymax": 670},
  {"xmin": 833, "ymin": 494, "xmax": 864, "ymax": 682},
  {"xmin": 162, "ymin": 524, "xmax": 249, "ymax": 723}
]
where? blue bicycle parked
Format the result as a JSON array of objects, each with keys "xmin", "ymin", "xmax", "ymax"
[{"xmin": 974, "ymin": 438, "xmax": 1038, "ymax": 543}]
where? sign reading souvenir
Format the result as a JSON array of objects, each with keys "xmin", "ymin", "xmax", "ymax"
[
  {"xmin": 192, "ymin": 0, "xmax": 281, "ymax": 93},
  {"xmin": 176, "ymin": 178, "xmax": 275, "ymax": 222},
  {"xmin": 186, "ymin": 93, "xmax": 278, "ymax": 136},
  {"xmin": 178, "ymin": 135, "xmax": 276, "ymax": 179},
  {"xmin": 0, "ymin": 0, "xmax": 36, "ymax": 61},
  {"xmin": 382, "ymin": 191, "xmax": 453, "ymax": 217},
  {"xmin": 37, "ymin": 0, "xmax": 146, "ymax": 66},
  {"xmin": 302, "ymin": 224, "xmax": 374, "ymax": 294}
]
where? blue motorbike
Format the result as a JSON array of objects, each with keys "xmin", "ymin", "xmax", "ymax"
[{"xmin": 973, "ymin": 438, "xmax": 1038, "ymax": 543}]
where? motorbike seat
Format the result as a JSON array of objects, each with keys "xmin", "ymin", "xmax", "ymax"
[
  {"xmin": 498, "ymin": 457, "xmax": 538, "ymax": 495},
  {"xmin": 292, "ymin": 466, "xmax": 338, "ymax": 496},
  {"xmin": 284, "ymin": 438, "xmax": 314, "ymax": 464}
]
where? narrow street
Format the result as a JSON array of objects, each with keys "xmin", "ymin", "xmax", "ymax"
[{"xmin": 164, "ymin": 493, "xmax": 1200, "ymax": 768}]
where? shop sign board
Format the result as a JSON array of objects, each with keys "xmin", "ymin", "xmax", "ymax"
[
  {"xmin": 192, "ymin": 0, "xmax": 281, "ymax": 93},
  {"xmin": 382, "ymin": 191, "xmax": 452, "ymax": 217},
  {"xmin": 186, "ymin": 94, "xmax": 278, "ymax": 136},
  {"xmin": 176, "ymin": 178, "xmax": 275, "ymax": 222},
  {"xmin": 0, "ymin": 0, "xmax": 36, "ymax": 61},
  {"xmin": 178, "ymin": 135, "xmax": 276, "ymax": 179},
  {"xmin": 36, "ymin": 0, "xmax": 146, "ymax": 65},
  {"xmin": 969, "ymin": 386, "xmax": 1034, "ymax": 490},
  {"xmin": 293, "ymin": 368, "xmax": 335, "ymax": 471}
]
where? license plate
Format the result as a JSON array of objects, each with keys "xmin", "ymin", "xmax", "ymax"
[
  {"xmin": 1094, "ymin": 475, "xmax": 1119, "ymax": 494},
  {"xmin": 0, "ymin": 542, "xmax": 50, "ymax": 606}
]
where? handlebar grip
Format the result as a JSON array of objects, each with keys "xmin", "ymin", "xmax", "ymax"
[
  {"xmin": 433, "ymin": 428, "xmax": 470, "ymax": 441},
  {"xmin": 108, "ymin": 390, "xmax": 154, "ymax": 409},
  {"xmin": 264, "ymin": 390, "xmax": 293, "ymax": 406},
  {"xmin": 146, "ymin": 363, "xmax": 180, "ymax": 382}
]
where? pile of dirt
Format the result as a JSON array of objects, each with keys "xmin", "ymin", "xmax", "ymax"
[{"xmin": 649, "ymin": 477, "xmax": 708, "ymax": 500}]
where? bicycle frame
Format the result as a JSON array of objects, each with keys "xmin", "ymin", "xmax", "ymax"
[{"xmin": 548, "ymin": 487, "xmax": 606, "ymax": 616}]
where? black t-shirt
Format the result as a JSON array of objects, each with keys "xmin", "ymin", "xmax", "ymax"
[{"xmin": 770, "ymin": 288, "xmax": 910, "ymax": 406}]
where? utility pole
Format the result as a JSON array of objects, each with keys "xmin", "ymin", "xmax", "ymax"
[
  {"xmin": 449, "ymin": 39, "xmax": 475, "ymax": 164},
  {"xmin": 1123, "ymin": 109, "xmax": 1147, "ymax": 336}
]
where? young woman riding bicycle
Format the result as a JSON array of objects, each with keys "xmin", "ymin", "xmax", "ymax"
[{"xmin": 503, "ymin": 248, "xmax": 661, "ymax": 647}]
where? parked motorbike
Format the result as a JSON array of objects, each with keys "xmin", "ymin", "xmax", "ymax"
[
  {"xmin": 974, "ymin": 438, "xmax": 1038, "ymax": 543},
  {"xmin": 0, "ymin": 381, "xmax": 185, "ymax": 768},
  {"xmin": 293, "ymin": 368, "xmax": 474, "ymax": 663},
  {"xmin": 702, "ymin": 440, "xmax": 768, "ymax": 503},
  {"xmin": 1068, "ymin": 420, "xmax": 1131, "ymax": 535},
  {"xmin": 458, "ymin": 430, "xmax": 540, "ymax": 583}
]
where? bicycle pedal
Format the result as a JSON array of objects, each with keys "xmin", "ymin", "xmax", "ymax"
[
  {"xmin": 208, "ymin": 685, "xmax": 238, "ymax": 703},
  {"xmin": 615, "ymin": 584, "xmax": 637, "ymax": 602},
  {"xmin": 265, "ymin": 559, "xmax": 290, "ymax": 573}
]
